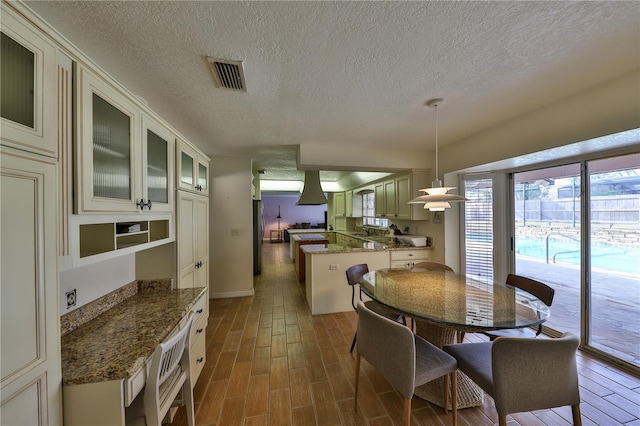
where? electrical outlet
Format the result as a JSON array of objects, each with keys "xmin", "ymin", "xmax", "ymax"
[
  {"xmin": 66, "ymin": 289, "xmax": 76, "ymax": 309},
  {"xmin": 329, "ymin": 264, "xmax": 339, "ymax": 270}
]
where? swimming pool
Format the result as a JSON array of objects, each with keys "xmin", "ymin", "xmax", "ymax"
[{"xmin": 515, "ymin": 236, "xmax": 640, "ymax": 275}]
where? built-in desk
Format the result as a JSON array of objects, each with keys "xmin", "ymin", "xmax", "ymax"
[{"xmin": 61, "ymin": 282, "xmax": 207, "ymax": 426}]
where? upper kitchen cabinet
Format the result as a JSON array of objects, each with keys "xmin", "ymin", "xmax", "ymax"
[
  {"xmin": 375, "ymin": 171, "xmax": 431, "ymax": 220},
  {"xmin": 0, "ymin": 5, "xmax": 57, "ymax": 157},
  {"xmin": 75, "ymin": 65, "xmax": 174, "ymax": 213},
  {"xmin": 395, "ymin": 171, "xmax": 431, "ymax": 220},
  {"xmin": 334, "ymin": 191, "xmax": 346, "ymax": 217},
  {"xmin": 141, "ymin": 114, "xmax": 174, "ymax": 212},
  {"xmin": 176, "ymin": 139, "xmax": 209, "ymax": 195},
  {"xmin": 374, "ymin": 178, "xmax": 397, "ymax": 218}
]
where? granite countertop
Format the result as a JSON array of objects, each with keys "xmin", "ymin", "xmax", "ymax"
[
  {"xmin": 61, "ymin": 286, "xmax": 206, "ymax": 386},
  {"xmin": 301, "ymin": 242, "xmax": 432, "ymax": 255},
  {"xmin": 291, "ymin": 233, "xmax": 329, "ymax": 241}
]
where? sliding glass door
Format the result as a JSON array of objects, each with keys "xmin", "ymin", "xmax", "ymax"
[
  {"xmin": 586, "ymin": 154, "xmax": 640, "ymax": 366},
  {"xmin": 513, "ymin": 164, "xmax": 582, "ymax": 338},
  {"xmin": 511, "ymin": 154, "xmax": 639, "ymax": 369}
]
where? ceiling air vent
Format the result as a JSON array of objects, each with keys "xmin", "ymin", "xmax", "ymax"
[{"xmin": 207, "ymin": 57, "xmax": 247, "ymax": 92}]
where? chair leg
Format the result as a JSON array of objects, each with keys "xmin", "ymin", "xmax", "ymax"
[
  {"xmin": 354, "ymin": 354, "xmax": 360, "ymax": 412},
  {"xmin": 403, "ymin": 398, "xmax": 411, "ymax": 426},
  {"xmin": 184, "ymin": 381, "xmax": 195, "ymax": 426},
  {"xmin": 498, "ymin": 415, "xmax": 507, "ymax": 426},
  {"xmin": 451, "ymin": 371, "xmax": 457, "ymax": 426},
  {"xmin": 443, "ymin": 373, "xmax": 449, "ymax": 413},
  {"xmin": 457, "ymin": 331, "xmax": 465, "ymax": 343},
  {"xmin": 572, "ymin": 404, "xmax": 582, "ymax": 426},
  {"xmin": 350, "ymin": 332, "xmax": 357, "ymax": 353}
]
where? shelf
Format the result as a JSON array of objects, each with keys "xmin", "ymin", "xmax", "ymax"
[{"xmin": 79, "ymin": 219, "xmax": 170, "ymax": 258}]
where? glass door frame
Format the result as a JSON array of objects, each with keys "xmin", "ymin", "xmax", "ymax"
[{"xmin": 503, "ymin": 151, "xmax": 639, "ymax": 374}]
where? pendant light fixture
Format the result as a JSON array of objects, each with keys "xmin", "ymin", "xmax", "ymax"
[
  {"xmin": 296, "ymin": 170, "xmax": 328, "ymax": 205},
  {"xmin": 409, "ymin": 98, "xmax": 467, "ymax": 211}
]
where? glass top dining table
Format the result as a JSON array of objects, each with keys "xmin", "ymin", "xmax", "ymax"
[
  {"xmin": 359, "ymin": 268, "xmax": 551, "ymax": 409},
  {"xmin": 359, "ymin": 268, "xmax": 550, "ymax": 333}
]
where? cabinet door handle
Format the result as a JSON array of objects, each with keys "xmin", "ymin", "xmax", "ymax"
[
  {"xmin": 136, "ymin": 199, "xmax": 152, "ymax": 210},
  {"xmin": 195, "ymin": 184, "xmax": 202, "ymax": 191},
  {"xmin": 196, "ymin": 328, "xmax": 204, "ymax": 334},
  {"xmin": 197, "ymin": 357, "xmax": 204, "ymax": 363},
  {"xmin": 196, "ymin": 309, "xmax": 204, "ymax": 314}
]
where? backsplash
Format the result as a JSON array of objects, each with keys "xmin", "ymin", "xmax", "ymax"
[{"xmin": 60, "ymin": 279, "xmax": 172, "ymax": 336}]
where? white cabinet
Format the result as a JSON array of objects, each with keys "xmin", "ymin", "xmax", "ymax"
[
  {"xmin": 176, "ymin": 139, "xmax": 209, "ymax": 195},
  {"xmin": 389, "ymin": 249, "xmax": 431, "ymax": 269},
  {"xmin": 333, "ymin": 191, "xmax": 345, "ymax": 217},
  {"xmin": 346, "ymin": 190, "xmax": 362, "ymax": 218},
  {"xmin": 75, "ymin": 65, "xmax": 174, "ymax": 213},
  {"xmin": 189, "ymin": 293, "xmax": 208, "ymax": 383},
  {"xmin": 0, "ymin": 4, "xmax": 57, "ymax": 158},
  {"xmin": 1, "ymin": 148, "xmax": 61, "ymax": 425},
  {"xmin": 395, "ymin": 171, "xmax": 431, "ymax": 221},
  {"xmin": 141, "ymin": 114, "xmax": 174, "ymax": 212},
  {"xmin": 374, "ymin": 171, "xmax": 430, "ymax": 220},
  {"xmin": 176, "ymin": 191, "xmax": 209, "ymax": 289},
  {"xmin": 375, "ymin": 179, "xmax": 396, "ymax": 218}
]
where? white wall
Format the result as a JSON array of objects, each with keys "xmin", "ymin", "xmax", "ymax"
[
  {"xmin": 209, "ymin": 156, "xmax": 255, "ymax": 298},
  {"xmin": 441, "ymin": 71, "xmax": 640, "ymax": 269},
  {"xmin": 59, "ymin": 255, "xmax": 135, "ymax": 313},
  {"xmin": 440, "ymin": 71, "xmax": 639, "ymax": 175}
]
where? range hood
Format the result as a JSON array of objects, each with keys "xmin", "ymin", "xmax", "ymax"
[{"xmin": 296, "ymin": 170, "xmax": 328, "ymax": 205}]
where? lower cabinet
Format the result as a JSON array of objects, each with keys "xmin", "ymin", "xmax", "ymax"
[
  {"xmin": 389, "ymin": 249, "xmax": 431, "ymax": 269},
  {"xmin": 189, "ymin": 291, "xmax": 208, "ymax": 383},
  {"xmin": 0, "ymin": 148, "xmax": 61, "ymax": 425}
]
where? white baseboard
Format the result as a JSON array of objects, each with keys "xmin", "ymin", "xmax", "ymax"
[{"xmin": 209, "ymin": 289, "xmax": 255, "ymax": 299}]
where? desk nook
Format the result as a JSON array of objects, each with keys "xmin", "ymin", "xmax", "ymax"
[{"xmin": 60, "ymin": 280, "xmax": 207, "ymax": 426}]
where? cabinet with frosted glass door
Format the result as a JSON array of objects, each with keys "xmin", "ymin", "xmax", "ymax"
[
  {"xmin": 176, "ymin": 138, "xmax": 209, "ymax": 196},
  {"xmin": 75, "ymin": 64, "xmax": 174, "ymax": 213},
  {"xmin": 0, "ymin": 4, "xmax": 57, "ymax": 157}
]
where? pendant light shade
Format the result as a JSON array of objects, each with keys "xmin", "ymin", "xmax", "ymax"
[
  {"xmin": 296, "ymin": 170, "xmax": 328, "ymax": 205},
  {"xmin": 409, "ymin": 98, "xmax": 467, "ymax": 211}
]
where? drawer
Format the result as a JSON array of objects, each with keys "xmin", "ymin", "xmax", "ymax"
[
  {"xmin": 191, "ymin": 292, "xmax": 208, "ymax": 326},
  {"xmin": 190, "ymin": 310, "xmax": 207, "ymax": 345},
  {"xmin": 389, "ymin": 250, "xmax": 430, "ymax": 262},
  {"xmin": 124, "ymin": 359, "xmax": 150, "ymax": 406},
  {"xmin": 190, "ymin": 332, "xmax": 206, "ymax": 385}
]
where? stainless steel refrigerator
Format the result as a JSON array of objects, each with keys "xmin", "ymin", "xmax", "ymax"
[{"xmin": 253, "ymin": 200, "xmax": 263, "ymax": 274}]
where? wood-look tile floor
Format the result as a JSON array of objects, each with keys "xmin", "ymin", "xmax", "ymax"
[{"xmin": 174, "ymin": 242, "xmax": 640, "ymax": 426}]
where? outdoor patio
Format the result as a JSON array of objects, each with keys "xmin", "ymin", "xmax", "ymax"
[{"xmin": 516, "ymin": 256, "xmax": 639, "ymax": 367}]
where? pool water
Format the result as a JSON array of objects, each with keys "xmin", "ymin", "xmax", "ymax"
[{"xmin": 515, "ymin": 236, "xmax": 640, "ymax": 275}]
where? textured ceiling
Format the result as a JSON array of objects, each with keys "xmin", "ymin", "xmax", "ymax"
[{"xmin": 25, "ymin": 1, "xmax": 640, "ymax": 182}]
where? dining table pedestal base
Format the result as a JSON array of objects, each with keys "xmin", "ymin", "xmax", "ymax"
[{"xmin": 413, "ymin": 319, "xmax": 483, "ymax": 409}]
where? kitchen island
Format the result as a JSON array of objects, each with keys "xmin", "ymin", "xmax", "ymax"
[{"xmin": 301, "ymin": 241, "xmax": 432, "ymax": 314}]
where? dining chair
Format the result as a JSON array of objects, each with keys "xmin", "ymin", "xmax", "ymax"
[
  {"xmin": 126, "ymin": 313, "xmax": 195, "ymax": 426},
  {"xmin": 484, "ymin": 273, "xmax": 555, "ymax": 340},
  {"xmin": 346, "ymin": 263, "xmax": 406, "ymax": 353},
  {"xmin": 411, "ymin": 261, "xmax": 454, "ymax": 272},
  {"xmin": 443, "ymin": 333, "xmax": 581, "ymax": 426},
  {"xmin": 354, "ymin": 301, "xmax": 458, "ymax": 426}
]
